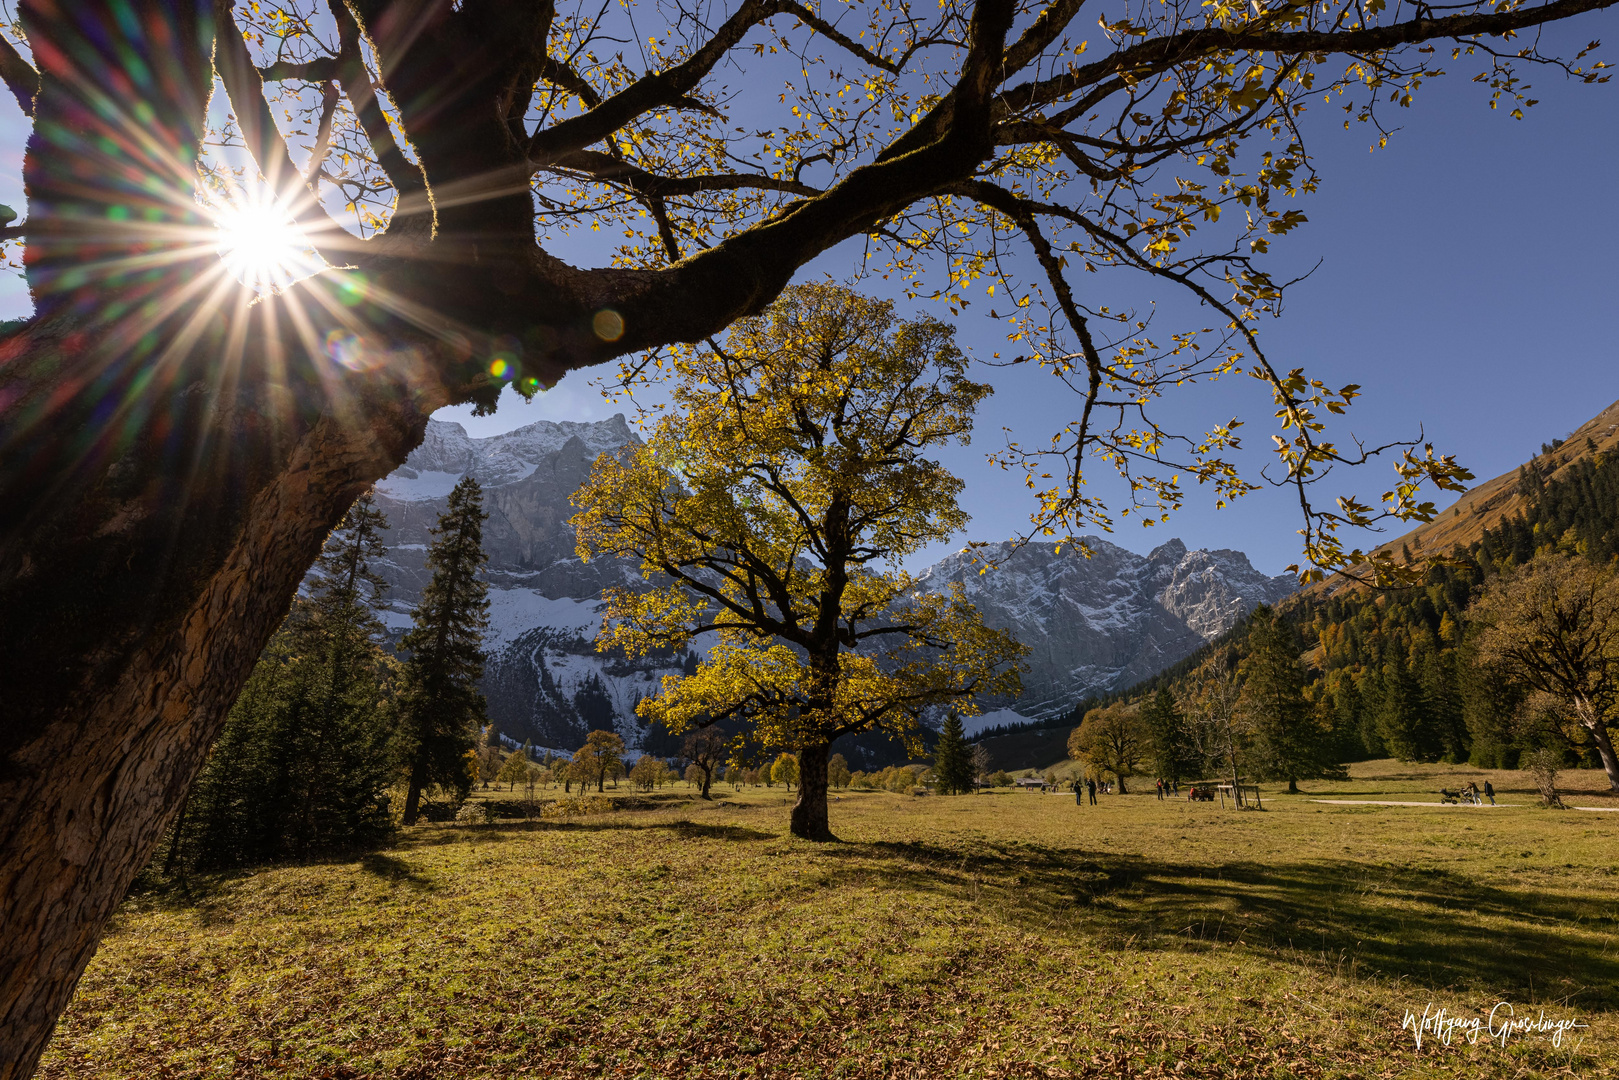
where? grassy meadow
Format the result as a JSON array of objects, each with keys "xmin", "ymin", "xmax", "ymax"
[{"xmin": 40, "ymin": 761, "xmax": 1619, "ymax": 1079}]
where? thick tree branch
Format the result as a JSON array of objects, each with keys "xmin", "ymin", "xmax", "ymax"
[
  {"xmin": 775, "ymin": 0, "xmax": 903, "ymax": 73},
  {"xmin": 326, "ymin": 0, "xmax": 428, "ymax": 202},
  {"xmin": 1003, "ymin": 0, "xmax": 1089, "ymax": 74},
  {"xmin": 0, "ymin": 34, "xmax": 36, "ymax": 116},
  {"xmin": 537, "ymin": 54, "xmax": 603, "ymax": 109},
  {"xmin": 305, "ymin": 79, "xmax": 341, "ymax": 181}
]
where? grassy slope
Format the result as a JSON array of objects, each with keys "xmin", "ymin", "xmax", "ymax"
[
  {"xmin": 1361, "ymin": 396, "xmax": 1619, "ymax": 572},
  {"xmin": 42, "ymin": 762, "xmax": 1618, "ymax": 1080}
]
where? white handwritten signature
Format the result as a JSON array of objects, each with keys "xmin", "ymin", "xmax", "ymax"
[{"xmin": 1401, "ymin": 1002, "xmax": 1588, "ymax": 1050}]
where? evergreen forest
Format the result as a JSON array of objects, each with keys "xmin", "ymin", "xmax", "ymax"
[{"xmin": 1164, "ymin": 446, "xmax": 1619, "ymax": 772}]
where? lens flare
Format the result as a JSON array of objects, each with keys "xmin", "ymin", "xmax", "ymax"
[{"xmin": 212, "ymin": 193, "xmax": 321, "ymax": 290}]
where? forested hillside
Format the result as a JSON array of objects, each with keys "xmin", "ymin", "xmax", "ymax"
[
  {"xmin": 1365, "ymin": 397, "xmax": 1619, "ymax": 563},
  {"xmin": 1168, "ymin": 439, "xmax": 1619, "ymax": 772}
]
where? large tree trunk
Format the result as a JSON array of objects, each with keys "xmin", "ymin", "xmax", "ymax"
[
  {"xmin": 789, "ymin": 743, "xmax": 835, "ymax": 841},
  {"xmin": 0, "ymin": 391, "xmax": 433, "ymax": 1077},
  {"xmin": 1576, "ymin": 702, "xmax": 1619, "ymax": 792},
  {"xmin": 0, "ymin": 9, "xmax": 452, "ymax": 1073},
  {"xmin": 402, "ymin": 761, "xmax": 429, "ymax": 826}
]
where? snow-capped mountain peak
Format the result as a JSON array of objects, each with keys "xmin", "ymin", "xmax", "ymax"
[
  {"xmin": 918, "ymin": 536, "xmax": 1293, "ymax": 724},
  {"xmin": 377, "ymin": 415, "xmax": 638, "ymax": 499},
  {"xmin": 341, "ymin": 412, "xmax": 1292, "ymax": 757}
]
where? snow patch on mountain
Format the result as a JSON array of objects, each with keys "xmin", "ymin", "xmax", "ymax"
[
  {"xmin": 963, "ymin": 707, "xmax": 1040, "ymax": 737},
  {"xmin": 348, "ymin": 414, "xmax": 1293, "ymax": 755},
  {"xmin": 918, "ymin": 536, "xmax": 1294, "ymax": 719},
  {"xmin": 485, "ymin": 592, "xmax": 604, "ymax": 651}
]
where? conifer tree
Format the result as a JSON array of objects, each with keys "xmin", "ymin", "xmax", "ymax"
[
  {"xmin": 1143, "ymin": 687, "xmax": 1195, "ymax": 783},
  {"xmin": 1420, "ymin": 647, "xmax": 1468, "ymax": 763},
  {"xmin": 181, "ymin": 494, "xmax": 398, "ymax": 866},
  {"xmin": 1321, "ymin": 672, "xmax": 1367, "ymax": 761},
  {"xmin": 1356, "ymin": 666, "xmax": 1389, "ymax": 758},
  {"xmin": 1377, "ymin": 651, "xmax": 1438, "ymax": 762},
  {"xmin": 1239, "ymin": 606, "xmax": 1345, "ymax": 792},
  {"xmin": 398, "ymin": 477, "xmax": 490, "ymax": 824},
  {"xmin": 573, "ymin": 673, "xmax": 617, "ymax": 731},
  {"xmin": 933, "ymin": 712, "xmax": 975, "ymax": 795}
]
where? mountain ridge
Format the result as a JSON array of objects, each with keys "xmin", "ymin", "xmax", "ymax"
[
  {"xmin": 349, "ymin": 416, "xmax": 1295, "ymax": 757},
  {"xmin": 1371, "ymin": 396, "xmax": 1619, "ymax": 570}
]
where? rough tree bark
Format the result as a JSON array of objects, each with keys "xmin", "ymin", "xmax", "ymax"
[{"xmin": 790, "ymin": 742, "xmax": 835, "ymax": 842}]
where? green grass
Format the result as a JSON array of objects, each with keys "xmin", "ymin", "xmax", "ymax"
[{"xmin": 40, "ymin": 761, "xmax": 1619, "ymax": 1079}]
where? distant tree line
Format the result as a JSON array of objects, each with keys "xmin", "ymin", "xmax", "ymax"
[{"xmin": 1101, "ymin": 443, "xmax": 1619, "ymax": 791}]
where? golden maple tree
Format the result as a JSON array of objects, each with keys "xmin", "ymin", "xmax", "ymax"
[{"xmin": 573, "ymin": 284, "xmax": 1026, "ymax": 839}]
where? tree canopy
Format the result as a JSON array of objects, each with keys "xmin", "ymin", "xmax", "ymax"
[
  {"xmin": 1068, "ymin": 701, "xmax": 1146, "ymax": 791},
  {"xmin": 572, "ymin": 284, "xmax": 1025, "ymax": 838},
  {"xmin": 1471, "ymin": 552, "xmax": 1619, "ymax": 789}
]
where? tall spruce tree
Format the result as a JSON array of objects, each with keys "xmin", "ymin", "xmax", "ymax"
[
  {"xmin": 1239, "ymin": 607, "xmax": 1345, "ymax": 793},
  {"xmin": 1377, "ymin": 650, "xmax": 1438, "ymax": 762},
  {"xmin": 1419, "ymin": 647, "xmax": 1468, "ymax": 763},
  {"xmin": 1143, "ymin": 687, "xmax": 1195, "ymax": 783},
  {"xmin": 177, "ymin": 493, "xmax": 398, "ymax": 868},
  {"xmin": 398, "ymin": 477, "xmax": 491, "ymax": 825},
  {"xmin": 933, "ymin": 712, "xmax": 974, "ymax": 795},
  {"xmin": 1326, "ymin": 672, "xmax": 1371, "ymax": 761}
]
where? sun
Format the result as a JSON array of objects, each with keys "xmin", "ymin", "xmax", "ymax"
[{"xmin": 212, "ymin": 194, "xmax": 320, "ymax": 290}]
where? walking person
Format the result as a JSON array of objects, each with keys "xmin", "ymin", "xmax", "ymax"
[
  {"xmin": 1155, "ymin": 778, "xmax": 1164, "ymax": 801},
  {"xmin": 1074, "ymin": 779, "xmax": 1082, "ymax": 806},
  {"xmin": 1086, "ymin": 777, "xmax": 1097, "ymax": 805},
  {"xmin": 1484, "ymin": 779, "xmax": 1496, "ymax": 805}
]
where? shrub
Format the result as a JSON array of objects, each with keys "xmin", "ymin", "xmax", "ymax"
[
  {"xmin": 455, "ymin": 802, "xmax": 492, "ymax": 825},
  {"xmin": 541, "ymin": 795, "xmax": 615, "ymax": 819},
  {"xmin": 1524, "ymin": 748, "xmax": 1568, "ymax": 809}
]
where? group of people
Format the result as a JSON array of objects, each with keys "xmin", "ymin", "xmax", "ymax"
[
  {"xmin": 1066, "ymin": 776, "xmax": 1189, "ymax": 804},
  {"xmin": 1070, "ymin": 777, "xmax": 1120, "ymax": 804},
  {"xmin": 1444, "ymin": 780, "xmax": 1496, "ymax": 805}
]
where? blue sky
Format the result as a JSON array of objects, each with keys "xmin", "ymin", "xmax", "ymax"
[
  {"xmin": 1, "ymin": 18, "xmax": 1613, "ymax": 575},
  {"xmin": 441, "ymin": 42, "xmax": 1619, "ymax": 575}
]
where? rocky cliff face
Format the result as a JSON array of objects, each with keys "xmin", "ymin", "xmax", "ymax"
[
  {"xmin": 363, "ymin": 415, "xmax": 674, "ymax": 753},
  {"xmin": 353, "ymin": 417, "xmax": 1293, "ymax": 752},
  {"xmin": 917, "ymin": 537, "xmax": 1295, "ymax": 726}
]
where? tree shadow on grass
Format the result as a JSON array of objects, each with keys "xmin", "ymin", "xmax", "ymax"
[
  {"xmin": 358, "ymin": 852, "xmax": 435, "ymax": 890},
  {"xmin": 819, "ymin": 838, "xmax": 1619, "ymax": 1010},
  {"xmin": 441, "ymin": 817, "xmax": 778, "ymax": 841},
  {"xmin": 664, "ymin": 820, "xmax": 777, "ymax": 841},
  {"xmin": 543, "ymin": 818, "xmax": 776, "ymax": 842}
]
